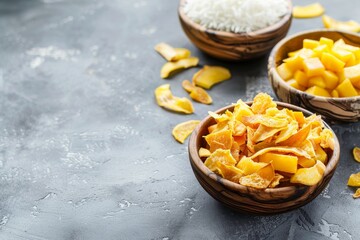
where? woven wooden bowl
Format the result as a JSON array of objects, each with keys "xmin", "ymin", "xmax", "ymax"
[
  {"xmin": 178, "ymin": 0, "xmax": 292, "ymax": 61},
  {"xmin": 188, "ymin": 102, "xmax": 340, "ymax": 214},
  {"xmin": 268, "ymin": 29, "xmax": 360, "ymax": 122}
]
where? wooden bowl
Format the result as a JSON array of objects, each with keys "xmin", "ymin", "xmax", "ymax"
[
  {"xmin": 188, "ymin": 102, "xmax": 340, "ymax": 214},
  {"xmin": 268, "ymin": 29, "xmax": 360, "ymax": 122},
  {"xmin": 178, "ymin": 0, "xmax": 292, "ymax": 61}
]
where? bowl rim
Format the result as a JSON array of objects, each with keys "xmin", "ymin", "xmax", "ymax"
[
  {"xmin": 188, "ymin": 101, "xmax": 340, "ymax": 195},
  {"xmin": 269, "ymin": 29, "xmax": 360, "ymax": 102},
  {"xmin": 178, "ymin": 0, "xmax": 293, "ymax": 37}
]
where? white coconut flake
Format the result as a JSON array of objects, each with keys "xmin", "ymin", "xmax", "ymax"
[{"xmin": 184, "ymin": 0, "xmax": 289, "ymax": 33}]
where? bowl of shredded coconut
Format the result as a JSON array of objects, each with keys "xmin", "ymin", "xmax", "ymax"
[{"xmin": 179, "ymin": 0, "xmax": 292, "ymax": 61}]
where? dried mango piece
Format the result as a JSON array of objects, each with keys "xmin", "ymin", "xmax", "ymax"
[
  {"xmin": 246, "ymin": 126, "xmax": 256, "ymax": 153},
  {"xmin": 251, "ymin": 93, "xmax": 277, "ymax": 114},
  {"xmin": 230, "ymin": 141, "xmax": 240, "ymax": 161},
  {"xmin": 353, "ymin": 147, "xmax": 360, "ymax": 163},
  {"xmin": 290, "ymin": 160, "xmax": 326, "ymax": 186},
  {"xmin": 161, "ymin": 57, "xmax": 199, "ymax": 78},
  {"xmin": 189, "ymin": 87, "xmax": 213, "ymax": 104},
  {"xmin": 233, "ymin": 99, "xmax": 254, "ymax": 121},
  {"xmin": 275, "ymin": 121, "xmax": 299, "ymax": 143},
  {"xmin": 208, "ymin": 111, "xmax": 230, "ymax": 123},
  {"xmin": 193, "ymin": 65, "xmax": 231, "ymax": 89},
  {"xmin": 204, "ymin": 149, "xmax": 237, "ymax": 172},
  {"xmin": 298, "ymin": 156, "xmax": 316, "ymax": 168},
  {"xmin": 172, "ymin": 120, "xmax": 200, "ymax": 143},
  {"xmin": 268, "ymin": 173, "xmax": 284, "ymax": 188},
  {"xmin": 278, "ymin": 124, "xmax": 311, "ymax": 147},
  {"xmin": 155, "ymin": 84, "xmax": 194, "ymax": 114},
  {"xmin": 322, "ymin": 15, "xmax": 360, "ymax": 33},
  {"xmin": 199, "ymin": 147, "xmax": 211, "ymax": 158},
  {"xmin": 299, "ymin": 139, "xmax": 316, "ymax": 160},
  {"xmin": 252, "ymin": 125, "xmax": 285, "ymax": 143},
  {"xmin": 353, "ymin": 189, "xmax": 360, "ymax": 199},
  {"xmin": 230, "ymin": 121, "xmax": 246, "ymax": 136},
  {"xmin": 155, "ymin": 42, "xmax": 191, "ymax": 61},
  {"xmin": 239, "ymin": 164, "xmax": 275, "ymax": 189},
  {"xmin": 250, "ymin": 146, "xmax": 312, "ymax": 160},
  {"xmin": 259, "ymin": 152, "xmax": 298, "ymax": 174},
  {"xmin": 348, "ymin": 172, "xmax": 360, "ymax": 187},
  {"xmin": 242, "ymin": 115, "xmax": 288, "ymax": 129},
  {"xmin": 236, "ymin": 157, "xmax": 267, "ymax": 175},
  {"xmin": 205, "ymin": 129, "xmax": 233, "ymax": 152},
  {"xmin": 215, "ymin": 161, "xmax": 244, "ymax": 183},
  {"xmin": 182, "ymin": 80, "xmax": 195, "ymax": 93},
  {"xmin": 293, "ymin": 3, "xmax": 325, "ymax": 19}
]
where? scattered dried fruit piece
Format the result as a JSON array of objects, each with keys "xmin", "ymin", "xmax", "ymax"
[
  {"xmin": 353, "ymin": 188, "xmax": 360, "ymax": 199},
  {"xmin": 172, "ymin": 120, "xmax": 200, "ymax": 143},
  {"xmin": 182, "ymin": 80, "xmax": 195, "ymax": 93},
  {"xmin": 293, "ymin": 3, "xmax": 325, "ymax": 19},
  {"xmin": 161, "ymin": 57, "xmax": 199, "ymax": 78},
  {"xmin": 353, "ymin": 147, "xmax": 360, "ymax": 163},
  {"xmin": 193, "ymin": 65, "xmax": 231, "ymax": 89},
  {"xmin": 322, "ymin": 15, "xmax": 360, "ymax": 33},
  {"xmin": 155, "ymin": 84, "xmax": 194, "ymax": 114},
  {"xmin": 348, "ymin": 172, "xmax": 360, "ymax": 187},
  {"xmin": 290, "ymin": 160, "xmax": 326, "ymax": 186},
  {"xmin": 189, "ymin": 87, "xmax": 213, "ymax": 104},
  {"xmin": 155, "ymin": 42, "xmax": 191, "ymax": 61}
]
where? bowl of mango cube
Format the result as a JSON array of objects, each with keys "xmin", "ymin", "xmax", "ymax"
[
  {"xmin": 268, "ymin": 29, "xmax": 360, "ymax": 122},
  {"xmin": 188, "ymin": 93, "xmax": 340, "ymax": 214}
]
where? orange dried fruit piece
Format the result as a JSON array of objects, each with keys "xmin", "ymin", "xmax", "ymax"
[
  {"xmin": 353, "ymin": 189, "xmax": 360, "ymax": 199},
  {"xmin": 172, "ymin": 120, "xmax": 200, "ymax": 144},
  {"xmin": 182, "ymin": 80, "xmax": 195, "ymax": 93},
  {"xmin": 293, "ymin": 3, "xmax": 325, "ymax": 19},
  {"xmin": 239, "ymin": 163, "xmax": 275, "ymax": 189},
  {"xmin": 252, "ymin": 124, "xmax": 285, "ymax": 143},
  {"xmin": 199, "ymin": 147, "xmax": 211, "ymax": 158},
  {"xmin": 251, "ymin": 93, "xmax": 277, "ymax": 114},
  {"xmin": 204, "ymin": 149, "xmax": 237, "ymax": 172},
  {"xmin": 215, "ymin": 161, "xmax": 244, "ymax": 183},
  {"xmin": 290, "ymin": 160, "xmax": 326, "ymax": 186},
  {"xmin": 205, "ymin": 129, "xmax": 233, "ymax": 153},
  {"xmin": 259, "ymin": 152, "xmax": 298, "ymax": 174},
  {"xmin": 268, "ymin": 173, "xmax": 284, "ymax": 188},
  {"xmin": 155, "ymin": 84, "xmax": 194, "ymax": 114},
  {"xmin": 320, "ymin": 129, "xmax": 335, "ymax": 150},
  {"xmin": 353, "ymin": 147, "xmax": 360, "ymax": 163},
  {"xmin": 250, "ymin": 146, "xmax": 312, "ymax": 160},
  {"xmin": 275, "ymin": 120, "xmax": 299, "ymax": 143},
  {"xmin": 161, "ymin": 57, "xmax": 199, "ymax": 78},
  {"xmin": 322, "ymin": 15, "xmax": 360, "ymax": 33},
  {"xmin": 189, "ymin": 87, "xmax": 213, "ymax": 105},
  {"xmin": 154, "ymin": 42, "xmax": 191, "ymax": 61},
  {"xmin": 348, "ymin": 172, "xmax": 360, "ymax": 187},
  {"xmin": 193, "ymin": 65, "xmax": 231, "ymax": 89},
  {"xmin": 278, "ymin": 123, "xmax": 311, "ymax": 147},
  {"xmin": 236, "ymin": 157, "xmax": 267, "ymax": 175}
]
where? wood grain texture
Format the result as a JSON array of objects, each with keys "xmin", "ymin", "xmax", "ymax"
[
  {"xmin": 268, "ymin": 29, "xmax": 360, "ymax": 122},
  {"xmin": 178, "ymin": 0, "xmax": 292, "ymax": 61},
  {"xmin": 188, "ymin": 102, "xmax": 340, "ymax": 214}
]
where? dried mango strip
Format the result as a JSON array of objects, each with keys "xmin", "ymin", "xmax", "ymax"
[
  {"xmin": 155, "ymin": 84, "xmax": 194, "ymax": 114},
  {"xmin": 172, "ymin": 120, "xmax": 200, "ymax": 144},
  {"xmin": 155, "ymin": 42, "xmax": 191, "ymax": 61},
  {"xmin": 161, "ymin": 57, "xmax": 199, "ymax": 78}
]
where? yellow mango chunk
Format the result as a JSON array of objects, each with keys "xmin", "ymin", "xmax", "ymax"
[
  {"xmin": 193, "ymin": 65, "xmax": 231, "ymax": 89},
  {"xmin": 332, "ymin": 48, "xmax": 354, "ymax": 63},
  {"xmin": 259, "ymin": 152, "xmax": 298, "ymax": 174},
  {"xmin": 154, "ymin": 84, "xmax": 194, "ymax": 114},
  {"xmin": 287, "ymin": 79, "xmax": 305, "ymax": 91},
  {"xmin": 321, "ymin": 52, "xmax": 345, "ymax": 73},
  {"xmin": 335, "ymin": 41, "xmax": 360, "ymax": 60},
  {"xmin": 155, "ymin": 43, "xmax": 191, "ymax": 61},
  {"xmin": 303, "ymin": 39, "xmax": 320, "ymax": 49},
  {"xmin": 295, "ymin": 48, "xmax": 316, "ymax": 59},
  {"xmin": 293, "ymin": 3, "xmax": 325, "ymax": 18},
  {"xmin": 303, "ymin": 57, "xmax": 325, "ymax": 77},
  {"xmin": 294, "ymin": 70, "xmax": 308, "ymax": 87},
  {"xmin": 344, "ymin": 64, "xmax": 360, "ymax": 88},
  {"xmin": 199, "ymin": 147, "xmax": 211, "ymax": 158},
  {"xmin": 323, "ymin": 15, "xmax": 360, "ymax": 33},
  {"xmin": 308, "ymin": 76, "xmax": 326, "ymax": 89},
  {"xmin": 290, "ymin": 160, "xmax": 326, "ymax": 186},
  {"xmin": 172, "ymin": 120, "xmax": 200, "ymax": 143},
  {"xmin": 276, "ymin": 63, "xmax": 293, "ymax": 80},
  {"xmin": 319, "ymin": 37, "xmax": 334, "ymax": 48},
  {"xmin": 204, "ymin": 149, "xmax": 237, "ymax": 172},
  {"xmin": 161, "ymin": 57, "xmax": 199, "ymax": 78},
  {"xmin": 298, "ymin": 156, "xmax": 316, "ymax": 168},
  {"xmin": 313, "ymin": 44, "xmax": 329, "ymax": 58},
  {"xmin": 336, "ymin": 79, "xmax": 358, "ymax": 97},
  {"xmin": 283, "ymin": 55, "xmax": 304, "ymax": 71},
  {"xmin": 236, "ymin": 157, "xmax": 267, "ymax": 176},
  {"xmin": 348, "ymin": 172, "xmax": 360, "ymax": 187},
  {"xmin": 331, "ymin": 89, "xmax": 339, "ymax": 98},
  {"xmin": 305, "ymin": 86, "xmax": 331, "ymax": 97},
  {"xmin": 323, "ymin": 70, "xmax": 339, "ymax": 90}
]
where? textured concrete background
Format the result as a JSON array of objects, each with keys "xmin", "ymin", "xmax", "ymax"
[{"xmin": 0, "ymin": 0, "xmax": 359, "ymax": 239}]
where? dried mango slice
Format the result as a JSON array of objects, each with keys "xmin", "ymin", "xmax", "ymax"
[
  {"xmin": 172, "ymin": 120, "xmax": 200, "ymax": 143},
  {"xmin": 353, "ymin": 147, "xmax": 360, "ymax": 163},
  {"xmin": 252, "ymin": 124, "xmax": 285, "ymax": 143},
  {"xmin": 320, "ymin": 129, "xmax": 335, "ymax": 150},
  {"xmin": 189, "ymin": 87, "xmax": 213, "ymax": 105},
  {"xmin": 250, "ymin": 146, "xmax": 311, "ymax": 160},
  {"xmin": 259, "ymin": 152, "xmax": 298, "ymax": 174},
  {"xmin": 193, "ymin": 65, "xmax": 231, "ymax": 89},
  {"xmin": 182, "ymin": 80, "xmax": 195, "ymax": 93},
  {"xmin": 239, "ymin": 164, "xmax": 275, "ymax": 189},
  {"xmin": 215, "ymin": 161, "xmax": 244, "ymax": 183},
  {"xmin": 208, "ymin": 111, "xmax": 230, "ymax": 123},
  {"xmin": 242, "ymin": 115, "xmax": 288, "ymax": 129},
  {"xmin": 204, "ymin": 149, "xmax": 237, "ymax": 172},
  {"xmin": 155, "ymin": 42, "xmax": 191, "ymax": 61},
  {"xmin": 268, "ymin": 173, "xmax": 284, "ymax": 188},
  {"xmin": 353, "ymin": 188, "xmax": 360, "ymax": 199},
  {"xmin": 278, "ymin": 124, "xmax": 311, "ymax": 147},
  {"xmin": 293, "ymin": 3, "xmax": 325, "ymax": 19},
  {"xmin": 155, "ymin": 84, "xmax": 194, "ymax": 114},
  {"xmin": 322, "ymin": 15, "xmax": 360, "ymax": 33},
  {"xmin": 348, "ymin": 172, "xmax": 360, "ymax": 187},
  {"xmin": 298, "ymin": 156, "xmax": 316, "ymax": 168},
  {"xmin": 290, "ymin": 160, "xmax": 326, "ymax": 186},
  {"xmin": 230, "ymin": 141, "xmax": 240, "ymax": 161},
  {"xmin": 251, "ymin": 93, "xmax": 277, "ymax": 114},
  {"xmin": 205, "ymin": 129, "xmax": 233, "ymax": 153},
  {"xmin": 275, "ymin": 120, "xmax": 299, "ymax": 143},
  {"xmin": 161, "ymin": 57, "xmax": 199, "ymax": 78},
  {"xmin": 236, "ymin": 157, "xmax": 267, "ymax": 175},
  {"xmin": 199, "ymin": 147, "xmax": 211, "ymax": 158}
]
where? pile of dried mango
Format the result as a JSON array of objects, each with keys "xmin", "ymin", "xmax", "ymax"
[
  {"xmin": 197, "ymin": 93, "xmax": 335, "ymax": 189},
  {"xmin": 349, "ymin": 147, "xmax": 360, "ymax": 198}
]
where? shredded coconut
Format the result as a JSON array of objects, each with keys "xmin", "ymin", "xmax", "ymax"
[{"xmin": 184, "ymin": 0, "xmax": 289, "ymax": 33}]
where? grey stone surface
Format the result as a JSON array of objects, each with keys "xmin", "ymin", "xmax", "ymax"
[{"xmin": 0, "ymin": 0, "xmax": 359, "ymax": 239}]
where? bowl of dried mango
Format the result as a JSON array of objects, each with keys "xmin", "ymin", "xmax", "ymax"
[
  {"xmin": 188, "ymin": 93, "xmax": 340, "ymax": 214},
  {"xmin": 268, "ymin": 29, "xmax": 360, "ymax": 122}
]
